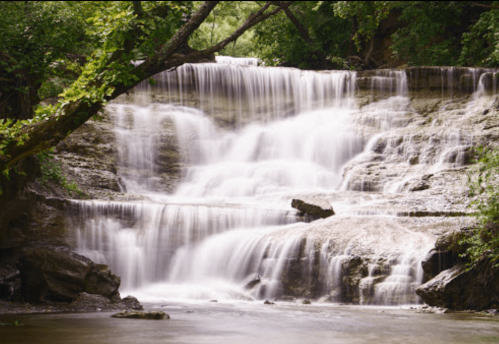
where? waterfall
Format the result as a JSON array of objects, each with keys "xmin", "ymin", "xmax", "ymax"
[{"xmin": 71, "ymin": 57, "xmax": 497, "ymax": 304}]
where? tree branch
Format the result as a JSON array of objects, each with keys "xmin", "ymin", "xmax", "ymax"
[
  {"xmin": 198, "ymin": 1, "xmax": 293, "ymax": 56},
  {"xmin": 0, "ymin": 1, "xmax": 291, "ymax": 169},
  {"xmin": 282, "ymin": 5, "xmax": 327, "ymax": 69},
  {"xmin": 470, "ymin": 2, "xmax": 499, "ymax": 9}
]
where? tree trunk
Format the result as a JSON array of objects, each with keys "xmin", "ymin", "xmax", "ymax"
[{"xmin": 283, "ymin": 7, "xmax": 328, "ymax": 69}]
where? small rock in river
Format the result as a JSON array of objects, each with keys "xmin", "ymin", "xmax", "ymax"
[
  {"xmin": 111, "ymin": 310, "xmax": 169, "ymax": 320},
  {"xmin": 264, "ymin": 300, "xmax": 275, "ymax": 305}
]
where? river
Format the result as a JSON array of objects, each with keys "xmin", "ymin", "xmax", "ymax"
[{"xmin": 2, "ymin": 302, "xmax": 499, "ymax": 344}]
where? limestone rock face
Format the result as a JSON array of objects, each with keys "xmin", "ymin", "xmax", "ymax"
[
  {"xmin": 19, "ymin": 247, "xmax": 120, "ymax": 303},
  {"xmin": 416, "ymin": 261, "xmax": 499, "ymax": 310},
  {"xmin": 291, "ymin": 197, "xmax": 335, "ymax": 220}
]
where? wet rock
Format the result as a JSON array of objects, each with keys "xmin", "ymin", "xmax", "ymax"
[
  {"xmin": 291, "ymin": 197, "xmax": 334, "ymax": 220},
  {"xmin": 263, "ymin": 300, "xmax": 275, "ymax": 305},
  {"xmin": 111, "ymin": 310, "xmax": 169, "ymax": 320},
  {"xmin": 372, "ymin": 138, "xmax": 387, "ymax": 154},
  {"xmin": 242, "ymin": 273, "xmax": 261, "ymax": 290},
  {"xmin": 19, "ymin": 247, "xmax": 120, "ymax": 303},
  {"xmin": 302, "ymin": 299, "xmax": 311, "ymax": 304},
  {"xmin": 279, "ymin": 238, "xmax": 322, "ymax": 299},
  {"xmin": 409, "ymin": 174, "xmax": 432, "ymax": 192},
  {"xmin": 421, "ymin": 249, "xmax": 455, "ymax": 282},
  {"xmin": 66, "ymin": 293, "xmax": 143, "ymax": 312},
  {"xmin": 408, "ymin": 156, "xmax": 419, "ymax": 165},
  {"xmin": 0, "ymin": 270, "xmax": 21, "ymax": 301},
  {"xmin": 413, "ymin": 305, "xmax": 449, "ymax": 314},
  {"xmin": 341, "ymin": 256, "xmax": 367, "ymax": 303},
  {"xmin": 416, "ymin": 261, "xmax": 499, "ymax": 310},
  {"xmin": 119, "ymin": 295, "xmax": 144, "ymax": 310}
]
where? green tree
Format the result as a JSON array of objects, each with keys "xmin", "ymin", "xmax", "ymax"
[
  {"xmin": 0, "ymin": 2, "xmax": 91, "ymax": 120},
  {"xmin": 0, "ymin": 1, "xmax": 292, "ymax": 183},
  {"xmin": 254, "ymin": 1, "xmax": 351, "ymax": 69},
  {"xmin": 460, "ymin": 4, "xmax": 499, "ymax": 67},
  {"xmin": 189, "ymin": 1, "xmax": 261, "ymax": 57}
]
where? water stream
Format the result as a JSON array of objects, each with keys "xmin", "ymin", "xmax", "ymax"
[{"xmin": 70, "ymin": 58, "xmax": 496, "ymax": 305}]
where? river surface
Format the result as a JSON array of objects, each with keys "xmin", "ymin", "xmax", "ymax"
[{"xmin": 2, "ymin": 302, "xmax": 499, "ymax": 344}]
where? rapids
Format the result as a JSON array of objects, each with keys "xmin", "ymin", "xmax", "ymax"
[{"xmin": 70, "ymin": 57, "xmax": 497, "ymax": 305}]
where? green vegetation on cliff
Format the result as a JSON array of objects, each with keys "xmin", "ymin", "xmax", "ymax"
[{"xmin": 464, "ymin": 147, "xmax": 499, "ymax": 267}]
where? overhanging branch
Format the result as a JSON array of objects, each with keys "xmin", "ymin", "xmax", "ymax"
[{"xmin": 0, "ymin": 1, "xmax": 293, "ymax": 170}]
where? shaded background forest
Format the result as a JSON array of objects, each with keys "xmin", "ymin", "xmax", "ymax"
[{"xmin": 194, "ymin": 1, "xmax": 499, "ymax": 70}]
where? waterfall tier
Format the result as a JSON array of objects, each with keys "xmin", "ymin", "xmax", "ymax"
[{"xmin": 69, "ymin": 57, "xmax": 497, "ymax": 304}]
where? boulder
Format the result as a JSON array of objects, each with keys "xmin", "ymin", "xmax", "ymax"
[
  {"xmin": 291, "ymin": 197, "xmax": 335, "ymax": 220},
  {"xmin": 66, "ymin": 292, "xmax": 143, "ymax": 312},
  {"xmin": 119, "ymin": 295, "xmax": 144, "ymax": 311},
  {"xmin": 416, "ymin": 261, "xmax": 499, "ymax": 310},
  {"xmin": 111, "ymin": 311, "xmax": 169, "ymax": 320},
  {"xmin": 242, "ymin": 273, "xmax": 261, "ymax": 290},
  {"xmin": 0, "ymin": 269, "xmax": 21, "ymax": 301},
  {"xmin": 19, "ymin": 247, "xmax": 120, "ymax": 303}
]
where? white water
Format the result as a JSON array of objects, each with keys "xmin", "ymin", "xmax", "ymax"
[{"xmin": 72, "ymin": 58, "xmax": 496, "ymax": 304}]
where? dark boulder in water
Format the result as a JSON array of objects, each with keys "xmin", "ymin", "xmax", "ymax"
[
  {"xmin": 416, "ymin": 261, "xmax": 499, "ymax": 310},
  {"xmin": 111, "ymin": 310, "xmax": 169, "ymax": 320}
]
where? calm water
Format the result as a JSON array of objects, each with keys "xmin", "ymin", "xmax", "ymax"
[{"xmin": 2, "ymin": 302, "xmax": 498, "ymax": 344}]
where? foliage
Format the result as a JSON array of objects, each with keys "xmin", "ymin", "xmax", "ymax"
[
  {"xmin": 463, "ymin": 146, "xmax": 499, "ymax": 267},
  {"xmin": 0, "ymin": 1, "xmax": 192, "ymax": 162},
  {"xmin": 255, "ymin": 1, "xmax": 498, "ymax": 69},
  {"xmin": 333, "ymin": 1, "xmax": 393, "ymax": 50},
  {"xmin": 36, "ymin": 149, "xmax": 86, "ymax": 198},
  {"xmin": 254, "ymin": 1, "xmax": 351, "ymax": 69},
  {"xmin": 0, "ymin": 2, "xmax": 91, "ymax": 118},
  {"xmin": 390, "ymin": 2, "xmax": 468, "ymax": 66},
  {"xmin": 460, "ymin": 8, "xmax": 499, "ymax": 67},
  {"xmin": 0, "ymin": 1, "xmax": 292, "ymax": 179},
  {"xmin": 189, "ymin": 1, "xmax": 260, "ymax": 57}
]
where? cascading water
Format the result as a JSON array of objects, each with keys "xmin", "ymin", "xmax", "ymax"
[{"xmin": 71, "ymin": 58, "xmax": 497, "ymax": 304}]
